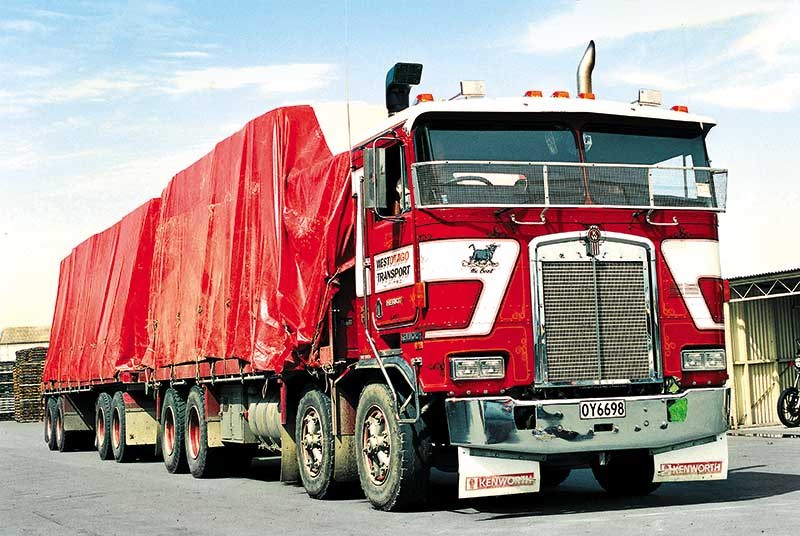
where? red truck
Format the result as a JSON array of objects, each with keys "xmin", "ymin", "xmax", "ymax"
[{"xmin": 42, "ymin": 43, "xmax": 730, "ymax": 510}]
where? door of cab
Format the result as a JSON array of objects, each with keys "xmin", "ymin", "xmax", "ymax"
[{"xmin": 365, "ymin": 142, "xmax": 418, "ymax": 329}]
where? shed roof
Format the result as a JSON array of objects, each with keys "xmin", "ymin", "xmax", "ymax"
[{"xmin": 0, "ymin": 326, "xmax": 51, "ymax": 345}]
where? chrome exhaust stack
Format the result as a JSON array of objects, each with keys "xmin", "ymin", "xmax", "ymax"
[{"xmin": 577, "ymin": 40, "xmax": 596, "ymax": 95}]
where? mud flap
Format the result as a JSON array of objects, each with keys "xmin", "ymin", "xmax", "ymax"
[
  {"xmin": 653, "ymin": 434, "xmax": 728, "ymax": 483},
  {"xmin": 457, "ymin": 447, "xmax": 541, "ymax": 499}
]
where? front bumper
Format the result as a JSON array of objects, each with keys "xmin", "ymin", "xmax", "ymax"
[{"xmin": 446, "ymin": 387, "xmax": 729, "ymax": 456}]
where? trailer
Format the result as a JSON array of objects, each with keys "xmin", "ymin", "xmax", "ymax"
[{"xmin": 42, "ymin": 43, "xmax": 730, "ymax": 510}]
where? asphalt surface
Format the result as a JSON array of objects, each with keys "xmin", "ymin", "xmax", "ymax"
[{"xmin": 2, "ymin": 421, "xmax": 800, "ymax": 536}]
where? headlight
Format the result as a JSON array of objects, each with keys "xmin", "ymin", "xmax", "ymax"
[
  {"xmin": 681, "ymin": 349, "xmax": 726, "ymax": 371},
  {"xmin": 450, "ymin": 356, "xmax": 505, "ymax": 380}
]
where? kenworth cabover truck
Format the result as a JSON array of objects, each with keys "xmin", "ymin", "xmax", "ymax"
[{"xmin": 42, "ymin": 43, "xmax": 730, "ymax": 510}]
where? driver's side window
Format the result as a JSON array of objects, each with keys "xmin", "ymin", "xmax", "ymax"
[{"xmin": 377, "ymin": 143, "xmax": 408, "ymax": 217}]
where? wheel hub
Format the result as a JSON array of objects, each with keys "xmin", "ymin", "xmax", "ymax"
[
  {"xmin": 300, "ymin": 407, "xmax": 324, "ymax": 477},
  {"xmin": 361, "ymin": 406, "xmax": 390, "ymax": 485}
]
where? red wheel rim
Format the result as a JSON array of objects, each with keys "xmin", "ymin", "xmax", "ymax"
[
  {"xmin": 187, "ymin": 406, "xmax": 201, "ymax": 460},
  {"xmin": 362, "ymin": 405, "xmax": 390, "ymax": 486},
  {"xmin": 112, "ymin": 407, "xmax": 121, "ymax": 449},
  {"xmin": 164, "ymin": 407, "xmax": 175, "ymax": 456},
  {"xmin": 96, "ymin": 407, "xmax": 106, "ymax": 446}
]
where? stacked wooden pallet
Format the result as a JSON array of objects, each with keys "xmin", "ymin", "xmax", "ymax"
[
  {"xmin": 13, "ymin": 347, "xmax": 47, "ymax": 423},
  {"xmin": 0, "ymin": 362, "xmax": 13, "ymax": 421}
]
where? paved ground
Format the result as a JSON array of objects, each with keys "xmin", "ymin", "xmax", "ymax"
[{"xmin": 2, "ymin": 421, "xmax": 800, "ymax": 536}]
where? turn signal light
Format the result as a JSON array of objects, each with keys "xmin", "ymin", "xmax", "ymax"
[
  {"xmin": 671, "ymin": 105, "xmax": 689, "ymax": 113},
  {"xmin": 415, "ymin": 93, "xmax": 434, "ymax": 104},
  {"xmin": 524, "ymin": 90, "xmax": 543, "ymax": 97},
  {"xmin": 552, "ymin": 90, "xmax": 570, "ymax": 98},
  {"xmin": 578, "ymin": 92, "xmax": 596, "ymax": 99}
]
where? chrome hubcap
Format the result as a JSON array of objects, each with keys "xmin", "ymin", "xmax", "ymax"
[
  {"xmin": 300, "ymin": 407, "xmax": 323, "ymax": 477},
  {"xmin": 362, "ymin": 406, "xmax": 391, "ymax": 485}
]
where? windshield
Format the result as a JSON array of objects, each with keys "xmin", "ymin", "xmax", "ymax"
[
  {"xmin": 425, "ymin": 123, "xmax": 579, "ymax": 163},
  {"xmin": 412, "ymin": 115, "xmax": 726, "ymax": 210}
]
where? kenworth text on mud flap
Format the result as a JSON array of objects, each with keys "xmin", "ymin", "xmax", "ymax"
[{"xmin": 41, "ymin": 42, "xmax": 730, "ymax": 510}]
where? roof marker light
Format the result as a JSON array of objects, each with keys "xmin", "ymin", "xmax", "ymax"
[
  {"xmin": 671, "ymin": 105, "xmax": 689, "ymax": 113},
  {"xmin": 552, "ymin": 90, "xmax": 570, "ymax": 98},
  {"xmin": 524, "ymin": 90, "xmax": 543, "ymax": 97},
  {"xmin": 414, "ymin": 93, "xmax": 434, "ymax": 104},
  {"xmin": 578, "ymin": 92, "xmax": 596, "ymax": 100}
]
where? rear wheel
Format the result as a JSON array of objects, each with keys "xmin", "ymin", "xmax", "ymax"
[
  {"xmin": 55, "ymin": 398, "xmax": 74, "ymax": 452},
  {"xmin": 45, "ymin": 397, "xmax": 57, "ymax": 450},
  {"xmin": 95, "ymin": 392, "xmax": 114, "ymax": 460},
  {"xmin": 355, "ymin": 383, "xmax": 431, "ymax": 511},
  {"xmin": 185, "ymin": 386, "xmax": 218, "ymax": 478},
  {"xmin": 161, "ymin": 388, "xmax": 188, "ymax": 474},
  {"xmin": 296, "ymin": 389, "xmax": 337, "ymax": 499},
  {"xmin": 591, "ymin": 452, "xmax": 660, "ymax": 496},
  {"xmin": 111, "ymin": 391, "xmax": 136, "ymax": 462},
  {"xmin": 777, "ymin": 387, "xmax": 800, "ymax": 428}
]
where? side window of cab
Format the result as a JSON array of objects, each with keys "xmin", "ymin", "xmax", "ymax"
[{"xmin": 376, "ymin": 143, "xmax": 409, "ymax": 217}]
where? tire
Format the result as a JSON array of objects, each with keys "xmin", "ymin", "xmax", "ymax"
[
  {"xmin": 161, "ymin": 388, "xmax": 188, "ymax": 474},
  {"xmin": 295, "ymin": 389, "xmax": 338, "ymax": 499},
  {"xmin": 111, "ymin": 391, "xmax": 136, "ymax": 462},
  {"xmin": 55, "ymin": 397, "xmax": 74, "ymax": 452},
  {"xmin": 777, "ymin": 387, "xmax": 800, "ymax": 428},
  {"xmin": 591, "ymin": 452, "xmax": 661, "ymax": 496},
  {"xmin": 95, "ymin": 392, "xmax": 114, "ymax": 460},
  {"xmin": 541, "ymin": 465, "xmax": 572, "ymax": 488},
  {"xmin": 355, "ymin": 383, "xmax": 431, "ymax": 511},
  {"xmin": 185, "ymin": 386, "xmax": 218, "ymax": 478},
  {"xmin": 45, "ymin": 397, "xmax": 57, "ymax": 451}
]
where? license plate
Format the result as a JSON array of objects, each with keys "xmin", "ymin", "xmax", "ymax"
[{"xmin": 579, "ymin": 399, "xmax": 626, "ymax": 420}]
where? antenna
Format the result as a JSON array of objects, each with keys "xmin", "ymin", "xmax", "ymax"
[{"xmin": 344, "ymin": 0, "xmax": 353, "ymax": 166}]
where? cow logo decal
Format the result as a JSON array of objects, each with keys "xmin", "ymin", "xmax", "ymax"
[{"xmin": 463, "ymin": 243, "xmax": 499, "ymax": 273}]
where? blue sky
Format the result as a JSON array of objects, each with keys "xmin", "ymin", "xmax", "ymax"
[{"xmin": 1, "ymin": 1, "xmax": 799, "ymax": 328}]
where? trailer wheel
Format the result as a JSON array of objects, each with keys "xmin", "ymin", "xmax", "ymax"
[
  {"xmin": 55, "ymin": 397, "xmax": 74, "ymax": 452},
  {"xmin": 161, "ymin": 388, "xmax": 188, "ymax": 474},
  {"xmin": 295, "ymin": 389, "xmax": 338, "ymax": 499},
  {"xmin": 95, "ymin": 392, "xmax": 114, "ymax": 460},
  {"xmin": 45, "ymin": 397, "xmax": 57, "ymax": 450},
  {"xmin": 355, "ymin": 383, "xmax": 431, "ymax": 511},
  {"xmin": 185, "ymin": 385, "xmax": 219, "ymax": 478},
  {"xmin": 111, "ymin": 392, "xmax": 136, "ymax": 462},
  {"xmin": 591, "ymin": 452, "xmax": 661, "ymax": 496}
]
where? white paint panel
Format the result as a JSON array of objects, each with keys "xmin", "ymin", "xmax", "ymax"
[
  {"xmin": 661, "ymin": 239, "xmax": 723, "ymax": 330},
  {"xmin": 420, "ymin": 239, "xmax": 519, "ymax": 339},
  {"xmin": 653, "ymin": 434, "xmax": 728, "ymax": 482},
  {"xmin": 458, "ymin": 447, "xmax": 540, "ymax": 499}
]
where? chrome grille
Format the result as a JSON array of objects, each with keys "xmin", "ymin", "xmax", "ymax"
[{"xmin": 541, "ymin": 260, "xmax": 652, "ymax": 383}]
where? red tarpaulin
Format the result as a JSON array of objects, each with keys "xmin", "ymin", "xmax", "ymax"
[
  {"xmin": 146, "ymin": 105, "xmax": 354, "ymax": 373},
  {"xmin": 46, "ymin": 105, "xmax": 356, "ymax": 384},
  {"xmin": 43, "ymin": 199, "xmax": 161, "ymax": 383}
]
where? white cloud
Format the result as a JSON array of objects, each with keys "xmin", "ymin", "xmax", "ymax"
[
  {"xmin": 165, "ymin": 64, "xmax": 336, "ymax": 95},
  {"xmin": 0, "ymin": 19, "xmax": 48, "ymax": 33},
  {"xmin": 728, "ymin": 4, "xmax": 800, "ymax": 64},
  {"xmin": 692, "ymin": 73, "xmax": 800, "ymax": 112},
  {"xmin": 161, "ymin": 51, "xmax": 211, "ymax": 59},
  {"xmin": 606, "ymin": 67, "xmax": 687, "ymax": 92},
  {"xmin": 37, "ymin": 77, "xmax": 146, "ymax": 103},
  {"xmin": 0, "ymin": 141, "xmax": 37, "ymax": 170},
  {"xmin": 523, "ymin": 2, "xmax": 777, "ymax": 53}
]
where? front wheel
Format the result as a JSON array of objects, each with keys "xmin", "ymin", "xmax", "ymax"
[
  {"xmin": 296, "ymin": 389, "xmax": 337, "ymax": 498},
  {"xmin": 591, "ymin": 452, "xmax": 660, "ymax": 496},
  {"xmin": 777, "ymin": 387, "xmax": 800, "ymax": 427},
  {"xmin": 355, "ymin": 383, "xmax": 431, "ymax": 511}
]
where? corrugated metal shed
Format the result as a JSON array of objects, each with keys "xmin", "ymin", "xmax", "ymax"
[{"xmin": 726, "ymin": 270, "xmax": 800, "ymax": 427}]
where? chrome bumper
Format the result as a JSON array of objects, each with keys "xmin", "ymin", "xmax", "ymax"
[{"xmin": 445, "ymin": 387, "xmax": 729, "ymax": 456}]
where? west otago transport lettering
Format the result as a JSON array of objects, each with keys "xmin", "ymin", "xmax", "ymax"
[{"xmin": 373, "ymin": 245, "xmax": 414, "ymax": 292}]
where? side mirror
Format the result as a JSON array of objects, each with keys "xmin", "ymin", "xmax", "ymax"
[{"xmin": 363, "ymin": 147, "xmax": 387, "ymax": 210}]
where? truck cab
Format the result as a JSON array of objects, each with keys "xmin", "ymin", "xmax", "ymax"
[{"xmin": 344, "ymin": 52, "xmax": 729, "ymax": 504}]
